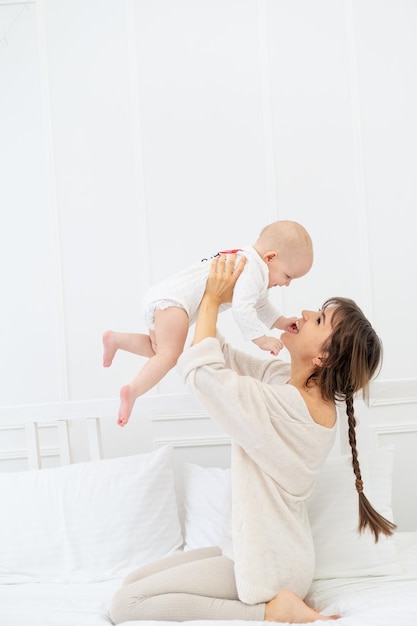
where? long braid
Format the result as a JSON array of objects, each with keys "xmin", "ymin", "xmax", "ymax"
[{"xmin": 346, "ymin": 395, "xmax": 396, "ymax": 541}]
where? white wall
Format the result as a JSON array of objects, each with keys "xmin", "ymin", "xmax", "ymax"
[{"xmin": 0, "ymin": 0, "xmax": 416, "ymax": 528}]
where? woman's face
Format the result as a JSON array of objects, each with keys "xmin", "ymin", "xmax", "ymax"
[{"xmin": 281, "ymin": 306, "xmax": 336, "ymax": 361}]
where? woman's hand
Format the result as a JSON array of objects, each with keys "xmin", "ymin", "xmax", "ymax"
[
  {"xmin": 192, "ymin": 254, "xmax": 246, "ymax": 345},
  {"xmin": 204, "ymin": 253, "xmax": 246, "ymax": 304}
]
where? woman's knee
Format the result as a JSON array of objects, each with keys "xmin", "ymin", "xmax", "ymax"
[{"xmin": 110, "ymin": 587, "xmax": 136, "ymax": 625}]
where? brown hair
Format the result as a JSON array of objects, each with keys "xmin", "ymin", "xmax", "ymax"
[{"xmin": 307, "ymin": 297, "xmax": 396, "ymax": 542}]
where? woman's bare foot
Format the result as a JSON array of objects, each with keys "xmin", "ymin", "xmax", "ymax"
[
  {"xmin": 265, "ymin": 589, "xmax": 339, "ymax": 623},
  {"xmin": 117, "ymin": 385, "xmax": 136, "ymax": 427},
  {"xmin": 103, "ymin": 330, "xmax": 118, "ymax": 367}
]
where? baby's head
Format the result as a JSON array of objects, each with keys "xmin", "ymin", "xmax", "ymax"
[{"xmin": 253, "ymin": 220, "xmax": 313, "ymax": 288}]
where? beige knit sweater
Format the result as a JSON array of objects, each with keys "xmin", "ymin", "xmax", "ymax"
[{"xmin": 177, "ymin": 337, "xmax": 337, "ymax": 605}]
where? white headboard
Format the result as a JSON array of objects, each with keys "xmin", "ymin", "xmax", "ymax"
[{"xmin": 0, "ymin": 394, "xmax": 416, "ymax": 531}]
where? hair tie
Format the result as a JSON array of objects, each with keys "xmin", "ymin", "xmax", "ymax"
[{"xmin": 355, "ymin": 479, "xmax": 364, "ymax": 493}]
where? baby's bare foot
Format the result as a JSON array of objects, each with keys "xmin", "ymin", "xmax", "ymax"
[
  {"xmin": 265, "ymin": 589, "xmax": 340, "ymax": 623},
  {"xmin": 103, "ymin": 330, "xmax": 117, "ymax": 367},
  {"xmin": 117, "ymin": 385, "xmax": 135, "ymax": 427}
]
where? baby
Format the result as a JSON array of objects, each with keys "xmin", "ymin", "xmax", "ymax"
[{"xmin": 103, "ymin": 220, "xmax": 313, "ymax": 426}]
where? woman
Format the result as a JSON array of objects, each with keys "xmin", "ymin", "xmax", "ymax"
[{"xmin": 110, "ymin": 254, "xmax": 395, "ymax": 624}]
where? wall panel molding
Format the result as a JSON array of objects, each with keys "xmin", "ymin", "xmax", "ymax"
[
  {"xmin": 153, "ymin": 435, "xmax": 231, "ymax": 450},
  {"xmin": 343, "ymin": 0, "xmax": 373, "ymax": 315},
  {"xmin": 0, "ymin": 422, "xmax": 61, "ymax": 468},
  {"xmin": 0, "ymin": 446, "xmax": 60, "ymax": 463},
  {"xmin": 370, "ymin": 379, "xmax": 417, "ymax": 406},
  {"xmin": 370, "ymin": 422, "xmax": 417, "ymax": 446},
  {"xmin": 152, "ymin": 410, "xmax": 207, "ymax": 422},
  {"xmin": 125, "ymin": 0, "xmax": 150, "ymax": 291},
  {"xmin": 35, "ymin": 0, "xmax": 69, "ymax": 402},
  {"xmin": 256, "ymin": 0, "xmax": 277, "ymax": 222},
  {"xmin": 369, "ymin": 422, "xmax": 417, "ymax": 530}
]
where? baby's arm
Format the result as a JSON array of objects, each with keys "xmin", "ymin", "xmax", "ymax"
[
  {"xmin": 272, "ymin": 315, "xmax": 299, "ymax": 333},
  {"xmin": 251, "ymin": 334, "xmax": 283, "ymax": 356},
  {"xmin": 231, "ymin": 262, "xmax": 287, "ymax": 355},
  {"xmin": 253, "ymin": 315, "xmax": 300, "ymax": 354},
  {"xmin": 252, "ymin": 316, "xmax": 299, "ymax": 353}
]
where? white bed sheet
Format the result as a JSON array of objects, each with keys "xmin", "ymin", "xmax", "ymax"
[
  {"xmin": 0, "ymin": 579, "xmax": 117, "ymax": 626},
  {"xmin": 0, "ymin": 533, "xmax": 416, "ymax": 626}
]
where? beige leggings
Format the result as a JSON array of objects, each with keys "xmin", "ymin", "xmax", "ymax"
[{"xmin": 110, "ymin": 546, "xmax": 265, "ymax": 623}]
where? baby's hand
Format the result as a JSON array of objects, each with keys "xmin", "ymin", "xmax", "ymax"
[
  {"xmin": 252, "ymin": 335, "xmax": 283, "ymax": 356},
  {"xmin": 275, "ymin": 315, "xmax": 299, "ymax": 332}
]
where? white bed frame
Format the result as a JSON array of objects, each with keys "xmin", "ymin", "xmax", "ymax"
[
  {"xmin": 1, "ymin": 395, "xmax": 416, "ymax": 531},
  {"xmin": 0, "ymin": 396, "xmax": 213, "ymax": 469}
]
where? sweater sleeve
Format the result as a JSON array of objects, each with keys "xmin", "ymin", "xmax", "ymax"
[
  {"xmin": 177, "ymin": 338, "xmax": 325, "ymax": 491},
  {"xmin": 216, "ymin": 333, "xmax": 290, "ymax": 383}
]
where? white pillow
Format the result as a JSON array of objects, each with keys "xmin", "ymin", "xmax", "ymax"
[
  {"xmin": 306, "ymin": 448, "xmax": 401, "ymax": 578},
  {"xmin": 181, "ymin": 449, "xmax": 400, "ymax": 578},
  {"xmin": 181, "ymin": 463, "xmax": 231, "ymax": 550},
  {"xmin": 0, "ymin": 446, "xmax": 183, "ymax": 583}
]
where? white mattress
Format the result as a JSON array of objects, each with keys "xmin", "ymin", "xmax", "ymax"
[{"xmin": 0, "ymin": 532, "xmax": 416, "ymax": 626}]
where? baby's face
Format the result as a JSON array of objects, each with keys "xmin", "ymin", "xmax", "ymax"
[{"xmin": 267, "ymin": 251, "xmax": 312, "ymax": 288}]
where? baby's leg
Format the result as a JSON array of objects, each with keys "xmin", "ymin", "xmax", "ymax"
[
  {"xmin": 118, "ymin": 307, "xmax": 189, "ymax": 426},
  {"xmin": 110, "ymin": 549, "xmax": 265, "ymax": 623},
  {"xmin": 102, "ymin": 331, "xmax": 155, "ymax": 367}
]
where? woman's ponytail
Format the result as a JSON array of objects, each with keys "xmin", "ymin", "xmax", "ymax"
[{"xmin": 346, "ymin": 396, "xmax": 396, "ymax": 542}]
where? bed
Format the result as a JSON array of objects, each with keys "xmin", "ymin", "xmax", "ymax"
[{"xmin": 0, "ymin": 410, "xmax": 416, "ymax": 626}]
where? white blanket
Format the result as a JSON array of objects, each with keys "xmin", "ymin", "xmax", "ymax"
[{"xmin": 0, "ymin": 533, "xmax": 416, "ymax": 626}]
